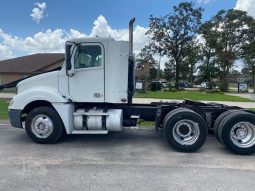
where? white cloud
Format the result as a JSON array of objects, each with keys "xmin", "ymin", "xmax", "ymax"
[
  {"xmin": 133, "ymin": 26, "xmax": 148, "ymax": 54},
  {"xmin": 30, "ymin": 2, "xmax": 47, "ymax": 23},
  {"xmin": 68, "ymin": 29, "xmax": 87, "ymax": 39},
  {"xmin": 0, "ymin": 15, "xmax": 148, "ymax": 60},
  {"xmin": 196, "ymin": 0, "xmax": 214, "ymax": 4},
  {"xmin": 235, "ymin": 0, "xmax": 255, "ymax": 18},
  {"xmin": 196, "ymin": 34, "xmax": 206, "ymax": 44},
  {"xmin": 0, "ymin": 44, "xmax": 13, "ymax": 60},
  {"xmin": 90, "ymin": 15, "xmax": 148, "ymax": 54}
]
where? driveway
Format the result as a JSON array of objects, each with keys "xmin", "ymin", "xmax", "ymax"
[
  {"xmin": 226, "ymin": 93, "xmax": 255, "ymax": 101},
  {"xmin": 0, "ymin": 122, "xmax": 255, "ymax": 191},
  {"xmin": 0, "ymin": 93, "xmax": 15, "ymax": 99}
]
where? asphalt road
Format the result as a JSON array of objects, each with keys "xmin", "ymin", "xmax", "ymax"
[{"xmin": 0, "ymin": 122, "xmax": 255, "ymax": 191}]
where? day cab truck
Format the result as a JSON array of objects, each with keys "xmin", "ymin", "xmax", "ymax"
[{"xmin": 8, "ymin": 18, "xmax": 255, "ymax": 155}]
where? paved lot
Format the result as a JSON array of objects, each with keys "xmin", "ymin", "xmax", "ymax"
[{"xmin": 0, "ymin": 122, "xmax": 255, "ymax": 191}]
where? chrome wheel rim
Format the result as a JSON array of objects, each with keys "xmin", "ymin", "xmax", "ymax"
[
  {"xmin": 31, "ymin": 115, "xmax": 54, "ymax": 138},
  {"xmin": 230, "ymin": 122, "xmax": 255, "ymax": 148},
  {"xmin": 172, "ymin": 119, "xmax": 200, "ymax": 145}
]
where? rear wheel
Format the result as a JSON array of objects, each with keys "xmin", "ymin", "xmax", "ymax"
[
  {"xmin": 214, "ymin": 110, "xmax": 244, "ymax": 143},
  {"xmin": 163, "ymin": 108, "xmax": 208, "ymax": 152},
  {"xmin": 217, "ymin": 110, "xmax": 246, "ymax": 144},
  {"xmin": 219, "ymin": 112, "xmax": 255, "ymax": 155},
  {"xmin": 25, "ymin": 106, "xmax": 64, "ymax": 144}
]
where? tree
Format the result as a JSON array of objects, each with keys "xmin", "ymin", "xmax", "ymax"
[
  {"xmin": 198, "ymin": 21, "xmax": 219, "ymax": 83},
  {"xmin": 146, "ymin": 2, "xmax": 203, "ymax": 89},
  {"xmin": 181, "ymin": 40, "xmax": 200, "ymax": 83},
  {"xmin": 242, "ymin": 57, "xmax": 255, "ymax": 91},
  {"xmin": 164, "ymin": 60, "xmax": 176, "ymax": 82},
  {"xmin": 149, "ymin": 67, "xmax": 163, "ymax": 80},
  {"xmin": 206, "ymin": 9, "xmax": 255, "ymax": 91},
  {"xmin": 241, "ymin": 66, "xmax": 251, "ymax": 75},
  {"xmin": 136, "ymin": 47, "xmax": 157, "ymax": 70},
  {"xmin": 242, "ymin": 22, "xmax": 255, "ymax": 92},
  {"xmin": 136, "ymin": 48, "xmax": 159, "ymax": 81}
]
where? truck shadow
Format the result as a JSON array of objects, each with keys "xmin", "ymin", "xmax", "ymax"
[
  {"xmin": 60, "ymin": 129, "xmax": 164, "ymax": 146},
  {"xmin": 8, "ymin": 127, "xmax": 254, "ymax": 156}
]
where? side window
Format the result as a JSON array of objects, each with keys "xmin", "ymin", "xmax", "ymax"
[{"xmin": 74, "ymin": 45, "xmax": 102, "ymax": 69}]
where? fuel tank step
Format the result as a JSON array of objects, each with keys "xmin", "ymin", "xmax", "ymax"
[{"xmin": 71, "ymin": 130, "xmax": 108, "ymax": 134}]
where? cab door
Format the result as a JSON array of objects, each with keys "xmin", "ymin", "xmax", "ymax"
[{"xmin": 68, "ymin": 43, "xmax": 105, "ymax": 102}]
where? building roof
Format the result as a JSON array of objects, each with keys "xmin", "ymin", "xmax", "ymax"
[{"xmin": 0, "ymin": 53, "xmax": 65, "ymax": 74}]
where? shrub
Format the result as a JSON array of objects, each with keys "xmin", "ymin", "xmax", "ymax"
[
  {"xmin": 199, "ymin": 88, "xmax": 206, "ymax": 92},
  {"xmin": 178, "ymin": 87, "xmax": 185, "ymax": 91},
  {"xmin": 206, "ymin": 89, "xmax": 223, "ymax": 94},
  {"xmin": 149, "ymin": 81, "xmax": 162, "ymax": 91},
  {"xmin": 168, "ymin": 87, "xmax": 178, "ymax": 92},
  {"xmin": 208, "ymin": 82, "xmax": 216, "ymax": 90},
  {"xmin": 219, "ymin": 81, "xmax": 228, "ymax": 92}
]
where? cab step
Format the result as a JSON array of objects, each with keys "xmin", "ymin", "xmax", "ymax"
[{"xmin": 71, "ymin": 130, "xmax": 108, "ymax": 134}]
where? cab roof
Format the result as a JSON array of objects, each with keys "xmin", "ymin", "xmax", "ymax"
[{"xmin": 70, "ymin": 37, "xmax": 116, "ymax": 43}]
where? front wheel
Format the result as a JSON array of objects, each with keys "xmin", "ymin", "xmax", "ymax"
[
  {"xmin": 163, "ymin": 108, "xmax": 208, "ymax": 152},
  {"xmin": 25, "ymin": 106, "xmax": 64, "ymax": 144}
]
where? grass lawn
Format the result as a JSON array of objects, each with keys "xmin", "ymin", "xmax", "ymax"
[
  {"xmin": 138, "ymin": 120, "xmax": 154, "ymax": 127},
  {"xmin": 135, "ymin": 91, "xmax": 253, "ymax": 102},
  {"xmin": 0, "ymin": 99, "xmax": 9, "ymax": 119}
]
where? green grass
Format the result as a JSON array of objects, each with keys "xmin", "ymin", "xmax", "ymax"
[
  {"xmin": 135, "ymin": 91, "xmax": 254, "ymax": 102},
  {"xmin": 0, "ymin": 99, "xmax": 9, "ymax": 119},
  {"xmin": 138, "ymin": 120, "xmax": 154, "ymax": 127}
]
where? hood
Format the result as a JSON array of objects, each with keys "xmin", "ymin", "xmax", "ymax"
[{"xmin": 17, "ymin": 71, "xmax": 59, "ymax": 94}]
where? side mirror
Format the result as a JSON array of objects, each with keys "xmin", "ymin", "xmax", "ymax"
[{"xmin": 65, "ymin": 43, "xmax": 72, "ymax": 72}]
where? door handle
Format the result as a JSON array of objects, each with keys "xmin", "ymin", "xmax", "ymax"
[{"xmin": 68, "ymin": 69, "xmax": 75, "ymax": 77}]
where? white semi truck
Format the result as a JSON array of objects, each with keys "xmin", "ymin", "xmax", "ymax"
[{"xmin": 8, "ymin": 19, "xmax": 255, "ymax": 155}]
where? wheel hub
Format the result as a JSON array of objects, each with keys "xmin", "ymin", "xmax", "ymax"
[
  {"xmin": 36, "ymin": 120, "xmax": 49, "ymax": 134},
  {"xmin": 230, "ymin": 122, "xmax": 255, "ymax": 148},
  {"xmin": 235, "ymin": 128, "xmax": 247, "ymax": 140},
  {"xmin": 173, "ymin": 119, "xmax": 200, "ymax": 145},
  {"xmin": 31, "ymin": 115, "xmax": 54, "ymax": 138},
  {"xmin": 176, "ymin": 123, "xmax": 192, "ymax": 137}
]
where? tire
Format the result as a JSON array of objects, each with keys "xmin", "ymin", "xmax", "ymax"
[
  {"xmin": 214, "ymin": 110, "xmax": 243, "ymax": 143},
  {"xmin": 25, "ymin": 106, "xmax": 65, "ymax": 144},
  {"xmin": 163, "ymin": 108, "xmax": 208, "ymax": 152},
  {"xmin": 219, "ymin": 112, "xmax": 255, "ymax": 155},
  {"xmin": 217, "ymin": 110, "xmax": 246, "ymax": 144}
]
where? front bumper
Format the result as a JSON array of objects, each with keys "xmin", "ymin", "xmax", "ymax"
[{"xmin": 8, "ymin": 109, "xmax": 22, "ymax": 128}]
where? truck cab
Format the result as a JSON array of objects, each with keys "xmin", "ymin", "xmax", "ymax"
[
  {"xmin": 60, "ymin": 37, "xmax": 130, "ymax": 103},
  {"xmin": 8, "ymin": 19, "xmax": 136, "ymax": 142}
]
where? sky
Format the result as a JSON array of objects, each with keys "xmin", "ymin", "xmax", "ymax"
[{"xmin": 0, "ymin": 0, "xmax": 254, "ymax": 63}]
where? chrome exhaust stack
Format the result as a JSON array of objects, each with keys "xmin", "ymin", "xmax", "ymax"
[{"xmin": 129, "ymin": 18, "xmax": 135, "ymax": 57}]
